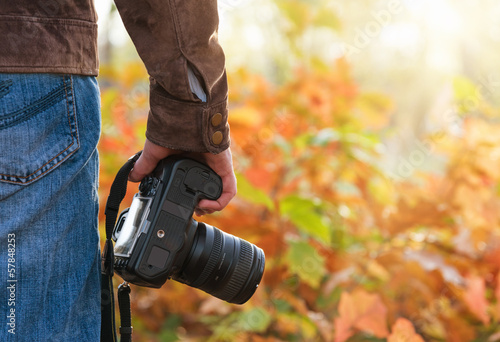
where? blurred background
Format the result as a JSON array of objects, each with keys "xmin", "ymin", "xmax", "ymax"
[{"xmin": 96, "ymin": 0, "xmax": 500, "ymax": 341}]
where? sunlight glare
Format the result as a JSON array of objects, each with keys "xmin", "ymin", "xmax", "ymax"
[{"xmin": 421, "ymin": 0, "xmax": 463, "ymax": 34}]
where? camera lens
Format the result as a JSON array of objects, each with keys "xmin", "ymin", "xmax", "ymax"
[{"xmin": 173, "ymin": 222, "xmax": 265, "ymax": 304}]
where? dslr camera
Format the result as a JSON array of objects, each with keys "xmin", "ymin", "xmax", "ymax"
[{"xmin": 112, "ymin": 156, "xmax": 265, "ymax": 304}]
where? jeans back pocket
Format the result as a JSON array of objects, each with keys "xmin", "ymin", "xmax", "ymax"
[{"xmin": 0, "ymin": 74, "xmax": 79, "ymax": 185}]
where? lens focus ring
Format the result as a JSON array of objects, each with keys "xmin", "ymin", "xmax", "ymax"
[
  {"xmin": 213, "ymin": 239, "xmax": 254, "ymax": 302},
  {"xmin": 190, "ymin": 228, "xmax": 222, "ymax": 288}
]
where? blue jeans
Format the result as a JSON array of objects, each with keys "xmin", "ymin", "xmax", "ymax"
[{"xmin": 0, "ymin": 74, "xmax": 101, "ymax": 341}]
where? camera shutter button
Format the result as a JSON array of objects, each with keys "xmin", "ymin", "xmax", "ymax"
[{"xmin": 139, "ymin": 177, "xmax": 154, "ymax": 195}]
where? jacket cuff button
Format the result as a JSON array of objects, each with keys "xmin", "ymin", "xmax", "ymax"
[
  {"xmin": 211, "ymin": 113, "xmax": 223, "ymax": 127},
  {"xmin": 211, "ymin": 131, "xmax": 223, "ymax": 145}
]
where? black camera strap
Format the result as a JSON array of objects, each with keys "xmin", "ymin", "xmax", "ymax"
[{"xmin": 101, "ymin": 151, "xmax": 142, "ymax": 342}]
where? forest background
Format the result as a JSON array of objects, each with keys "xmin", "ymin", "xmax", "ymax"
[{"xmin": 96, "ymin": 0, "xmax": 500, "ymax": 341}]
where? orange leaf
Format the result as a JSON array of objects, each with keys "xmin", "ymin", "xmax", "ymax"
[
  {"xmin": 334, "ymin": 290, "xmax": 389, "ymax": 342},
  {"xmin": 496, "ymin": 273, "xmax": 500, "ymax": 318},
  {"xmin": 334, "ymin": 315, "xmax": 354, "ymax": 342},
  {"xmin": 442, "ymin": 314, "xmax": 477, "ymax": 342},
  {"xmin": 463, "ymin": 275, "xmax": 490, "ymax": 325},
  {"xmin": 388, "ymin": 318, "xmax": 425, "ymax": 342}
]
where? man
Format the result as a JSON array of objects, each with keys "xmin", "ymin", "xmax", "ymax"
[{"xmin": 0, "ymin": 0, "xmax": 236, "ymax": 340}]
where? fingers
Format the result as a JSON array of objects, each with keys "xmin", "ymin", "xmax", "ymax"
[
  {"xmin": 196, "ymin": 182, "xmax": 236, "ymax": 216},
  {"xmin": 195, "ymin": 208, "xmax": 215, "ymax": 216},
  {"xmin": 128, "ymin": 153, "xmax": 154, "ymax": 182},
  {"xmin": 128, "ymin": 140, "xmax": 179, "ymax": 182},
  {"xmin": 129, "ymin": 139, "xmax": 237, "ymax": 216},
  {"xmin": 196, "ymin": 148, "xmax": 237, "ymax": 214},
  {"xmin": 198, "ymin": 188, "xmax": 236, "ymax": 212}
]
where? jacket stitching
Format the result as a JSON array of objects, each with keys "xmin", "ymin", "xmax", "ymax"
[
  {"xmin": 0, "ymin": 14, "xmax": 96, "ymax": 26},
  {"xmin": 0, "ymin": 66, "xmax": 96, "ymax": 72},
  {"xmin": 167, "ymin": 0, "xmax": 184, "ymax": 52},
  {"xmin": 166, "ymin": 0, "xmax": 199, "ymax": 101}
]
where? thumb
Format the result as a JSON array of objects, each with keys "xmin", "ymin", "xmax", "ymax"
[
  {"xmin": 128, "ymin": 153, "xmax": 158, "ymax": 182},
  {"xmin": 128, "ymin": 140, "xmax": 181, "ymax": 182}
]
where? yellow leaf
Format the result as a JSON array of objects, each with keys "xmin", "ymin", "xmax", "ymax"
[
  {"xmin": 496, "ymin": 273, "xmax": 500, "ymax": 319},
  {"xmin": 228, "ymin": 106, "xmax": 262, "ymax": 128},
  {"xmin": 366, "ymin": 260, "xmax": 390, "ymax": 282},
  {"xmin": 357, "ymin": 93, "xmax": 394, "ymax": 130}
]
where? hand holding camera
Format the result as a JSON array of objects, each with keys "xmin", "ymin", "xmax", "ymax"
[
  {"xmin": 113, "ymin": 155, "xmax": 265, "ymax": 304},
  {"xmin": 128, "ymin": 139, "xmax": 237, "ymax": 216}
]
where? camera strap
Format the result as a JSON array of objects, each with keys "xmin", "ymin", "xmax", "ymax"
[{"xmin": 101, "ymin": 151, "xmax": 142, "ymax": 342}]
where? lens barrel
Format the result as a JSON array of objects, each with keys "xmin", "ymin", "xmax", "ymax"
[{"xmin": 174, "ymin": 222, "xmax": 265, "ymax": 304}]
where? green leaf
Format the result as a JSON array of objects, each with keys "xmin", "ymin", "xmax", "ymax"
[
  {"xmin": 203, "ymin": 312, "xmax": 242, "ymax": 342},
  {"xmin": 310, "ymin": 128, "xmax": 341, "ymax": 146},
  {"xmin": 453, "ymin": 76, "xmax": 482, "ymax": 115},
  {"xmin": 285, "ymin": 240, "xmax": 326, "ymax": 288},
  {"xmin": 313, "ymin": 8, "xmax": 341, "ymax": 31},
  {"xmin": 236, "ymin": 173, "xmax": 274, "ymax": 210},
  {"xmin": 274, "ymin": 298, "xmax": 293, "ymax": 313},
  {"xmin": 157, "ymin": 315, "xmax": 181, "ymax": 342},
  {"xmin": 275, "ymin": 312, "xmax": 318, "ymax": 340},
  {"xmin": 238, "ymin": 307, "xmax": 272, "ymax": 333},
  {"xmin": 453, "ymin": 76, "xmax": 479, "ymax": 100},
  {"xmin": 280, "ymin": 195, "xmax": 331, "ymax": 243},
  {"xmin": 275, "ymin": 0, "xmax": 311, "ymax": 33}
]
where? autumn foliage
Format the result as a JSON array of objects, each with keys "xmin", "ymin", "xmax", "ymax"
[{"xmin": 97, "ymin": 57, "xmax": 500, "ymax": 341}]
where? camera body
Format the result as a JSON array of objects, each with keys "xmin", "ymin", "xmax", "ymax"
[{"xmin": 112, "ymin": 156, "xmax": 222, "ymax": 288}]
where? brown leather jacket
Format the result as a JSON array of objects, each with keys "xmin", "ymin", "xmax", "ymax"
[{"xmin": 0, "ymin": 0, "xmax": 229, "ymax": 154}]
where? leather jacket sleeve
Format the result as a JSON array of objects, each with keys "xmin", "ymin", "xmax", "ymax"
[{"xmin": 114, "ymin": 0, "xmax": 229, "ymax": 154}]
